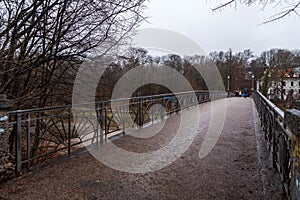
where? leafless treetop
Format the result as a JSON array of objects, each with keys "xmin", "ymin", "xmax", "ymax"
[{"xmin": 212, "ymin": 0, "xmax": 300, "ymax": 23}]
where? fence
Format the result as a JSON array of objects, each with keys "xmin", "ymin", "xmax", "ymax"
[
  {"xmin": 6, "ymin": 90, "xmax": 227, "ymax": 175},
  {"xmin": 253, "ymin": 91, "xmax": 293, "ymax": 199}
]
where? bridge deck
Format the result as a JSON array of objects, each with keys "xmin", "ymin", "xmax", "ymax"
[{"xmin": 0, "ymin": 98, "xmax": 284, "ymax": 199}]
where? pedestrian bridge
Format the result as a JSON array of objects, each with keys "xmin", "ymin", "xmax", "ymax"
[{"xmin": 0, "ymin": 91, "xmax": 297, "ymax": 199}]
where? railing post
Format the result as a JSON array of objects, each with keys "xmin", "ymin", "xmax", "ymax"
[
  {"xmin": 176, "ymin": 98, "xmax": 179, "ymax": 113},
  {"xmin": 16, "ymin": 112, "xmax": 22, "ymax": 175},
  {"xmin": 93, "ymin": 104, "xmax": 99, "ymax": 147},
  {"xmin": 100, "ymin": 103, "xmax": 105, "ymax": 144},
  {"xmin": 151, "ymin": 97, "xmax": 154, "ymax": 124},
  {"xmin": 122, "ymin": 101, "xmax": 126, "ymax": 136},
  {"xmin": 67, "ymin": 108, "xmax": 71, "ymax": 154},
  {"xmin": 138, "ymin": 97, "xmax": 143, "ymax": 128},
  {"xmin": 26, "ymin": 113, "xmax": 30, "ymax": 170},
  {"xmin": 160, "ymin": 98, "xmax": 165, "ymax": 121}
]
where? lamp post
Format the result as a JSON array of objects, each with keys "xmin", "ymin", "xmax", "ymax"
[
  {"xmin": 227, "ymin": 75, "xmax": 230, "ymax": 96},
  {"xmin": 251, "ymin": 75, "xmax": 255, "ymax": 91}
]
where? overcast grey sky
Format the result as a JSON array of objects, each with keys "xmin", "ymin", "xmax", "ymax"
[{"xmin": 140, "ymin": 0, "xmax": 300, "ymax": 55}]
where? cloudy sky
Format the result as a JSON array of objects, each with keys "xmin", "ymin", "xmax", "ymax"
[{"xmin": 140, "ymin": 0, "xmax": 300, "ymax": 55}]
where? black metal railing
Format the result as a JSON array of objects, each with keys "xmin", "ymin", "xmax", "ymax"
[
  {"xmin": 253, "ymin": 91, "xmax": 292, "ymax": 198},
  {"xmin": 7, "ymin": 90, "xmax": 227, "ymax": 174}
]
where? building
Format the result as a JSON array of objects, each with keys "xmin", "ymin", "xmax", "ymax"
[
  {"xmin": 268, "ymin": 78, "xmax": 300, "ymax": 100},
  {"xmin": 257, "ymin": 67, "xmax": 300, "ymax": 100}
]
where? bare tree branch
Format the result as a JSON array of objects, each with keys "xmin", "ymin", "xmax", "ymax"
[
  {"xmin": 212, "ymin": 0, "xmax": 235, "ymax": 12},
  {"xmin": 212, "ymin": 0, "xmax": 300, "ymax": 23},
  {"xmin": 262, "ymin": 1, "xmax": 300, "ymax": 24}
]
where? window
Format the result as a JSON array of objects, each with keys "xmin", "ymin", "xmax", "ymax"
[
  {"xmin": 282, "ymin": 89, "xmax": 286, "ymax": 94},
  {"xmin": 291, "ymin": 81, "xmax": 294, "ymax": 86},
  {"xmin": 282, "ymin": 81, "xmax": 286, "ymax": 86}
]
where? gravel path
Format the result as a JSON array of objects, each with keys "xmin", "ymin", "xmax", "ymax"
[{"xmin": 0, "ymin": 97, "xmax": 284, "ymax": 199}]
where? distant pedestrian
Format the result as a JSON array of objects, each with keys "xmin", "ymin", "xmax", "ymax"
[
  {"xmin": 242, "ymin": 88, "xmax": 249, "ymax": 98},
  {"xmin": 235, "ymin": 88, "xmax": 239, "ymax": 97}
]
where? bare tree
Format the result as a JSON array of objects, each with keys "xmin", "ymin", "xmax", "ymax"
[
  {"xmin": 162, "ymin": 54, "xmax": 183, "ymax": 72},
  {"xmin": 210, "ymin": 49, "xmax": 248, "ymax": 90},
  {"xmin": 0, "ymin": 0, "xmax": 147, "ymax": 108},
  {"xmin": 212, "ymin": 0, "xmax": 300, "ymax": 23}
]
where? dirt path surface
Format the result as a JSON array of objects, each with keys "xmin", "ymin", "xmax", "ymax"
[{"xmin": 0, "ymin": 98, "xmax": 284, "ymax": 199}]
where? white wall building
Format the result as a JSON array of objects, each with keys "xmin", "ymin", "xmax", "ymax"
[
  {"xmin": 257, "ymin": 67, "xmax": 300, "ymax": 100},
  {"xmin": 268, "ymin": 78, "xmax": 300, "ymax": 100}
]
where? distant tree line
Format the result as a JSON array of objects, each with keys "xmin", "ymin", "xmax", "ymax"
[
  {"xmin": 211, "ymin": 48, "xmax": 300, "ymax": 91},
  {"xmin": 96, "ymin": 47, "xmax": 300, "ymax": 101}
]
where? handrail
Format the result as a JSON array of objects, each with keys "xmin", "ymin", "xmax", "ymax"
[
  {"xmin": 253, "ymin": 91, "xmax": 292, "ymax": 199},
  {"xmin": 256, "ymin": 91, "xmax": 284, "ymax": 119},
  {"xmin": 8, "ymin": 90, "xmax": 221, "ymax": 114}
]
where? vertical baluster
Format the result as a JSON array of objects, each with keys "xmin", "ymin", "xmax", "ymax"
[
  {"xmin": 151, "ymin": 97, "xmax": 154, "ymax": 124},
  {"xmin": 26, "ymin": 113, "xmax": 30, "ymax": 170},
  {"xmin": 139, "ymin": 97, "xmax": 143, "ymax": 128},
  {"xmin": 68, "ymin": 107, "xmax": 71, "ymax": 155},
  {"xmin": 160, "ymin": 97, "xmax": 165, "ymax": 121},
  {"xmin": 104, "ymin": 105, "xmax": 107, "ymax": 141},
  {"xmin": 16, "ymin": 112, "xmax": 22, "ymax": 175},
  {"xmin": 100, "ymin": 102, "xmax": 104, "ymax": 145},
  {"xmin": 94, "ymin": 105, "xmax": 99, "ymax": 147},
  {"xmin": 123, "ymin": 101, "xmax": 126, "ymax": 136}
]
